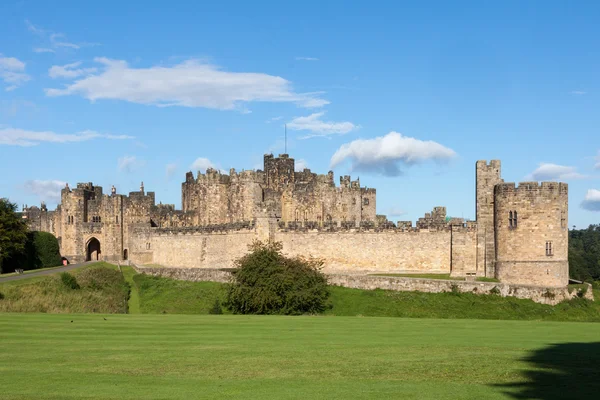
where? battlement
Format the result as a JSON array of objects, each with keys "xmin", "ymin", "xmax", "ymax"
[
  {"xmin": 495, "ymin": 181, "xmax": 568, "ymax": 196},
  {"xmin": 153, "ymin": 220, "xmax": 256, "ymax": 235},
  {"xmin": 476, "ymin": 160, "xmax": 501, "ymax": 169}
]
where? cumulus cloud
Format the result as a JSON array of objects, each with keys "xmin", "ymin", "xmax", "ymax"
[
  {"xmin": 191, "ymin": 157, "xmax": 216, "ymax": 172},
  {"xmin": 330, "ymin": 131, "xmax": 457, "ymax": 176},
  {"xmin": 288, "ymin": 112, "xmax": 358, "ymax": 139},
  {"xmin": 118, "ymin": 156, "xmax": 144, "ymax": 173},
  {"xmin": 166, "ymin": 163, "xmax": 178, "ymax": 179},
  {"xmin": 45, "ymin": 57, "xmax": 329, "ymax": 111},
  {"xmin": 23, "ymin": 180, "xmax": 66, "ymax": 203},
  {"xmin": 526, "ymin": 163, "xmax": 586, "ymax": 181},
  {"xmin": 0, "ymin": 54, "xmax": 31, "ymax": 91},
  {"xmin": 296, "ymin": 57, "xmax": 319, "ymax": 61},
  {"xmin": 49, "ymin": 62, "xmax": 97, "ymax": 79},
  {"xmin": 581, "ymin": 189, "xmax": 600, "ymax": 211},
  {"xmin": 0, "ymin": 127, "xmax": 134, "ymax": 146},
  {"xmin": 295, "ymin": 159, "xmax": 309, "ymax": 172}
]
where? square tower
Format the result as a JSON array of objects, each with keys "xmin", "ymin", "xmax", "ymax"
[{"xmin": 475, "ymin": 160, "xmax": 502, "ymax": 277}]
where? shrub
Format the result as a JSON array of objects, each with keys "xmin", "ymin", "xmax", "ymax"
[
  {"xmin": 60, "ymin": 272, "xmax": 79, "ymax": 290},
  {"xmin": 209, "ymin": 298, "xmax": 223, "ymax": 315},
  {"xmin": 31, "ymin": 232, "xmax": 62, "ymax": 268},
  {"xmin": 225, "ymin": 240, "xmax": 330, "ymax": 315},
  {"xmin": 0, "ymin": 291, "xmax": 4, "ymax": 300},
  {"xmin": 489, "ymin": 286, "xmax": 501, "ymax": 295}
]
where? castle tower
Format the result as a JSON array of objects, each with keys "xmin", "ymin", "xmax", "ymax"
[
  {"xmin": 494, "ymin": 182, "xmax": 569, "ymax": 287},
  {"xmin": 264, "ymin": 154, "xmax": 295, "ymax": 191},
  {"xmin": 475, "ymin": 160, "xmax": 503, "ymax": 277}
]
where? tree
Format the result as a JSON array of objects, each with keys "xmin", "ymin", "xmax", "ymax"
[
  {"xmin": 225, "ymin": 240, "xmax": 330, "ymax": 315},
  {"xmin": 0, "ymin": 199, "xmax": 29, "ymax": 273}
]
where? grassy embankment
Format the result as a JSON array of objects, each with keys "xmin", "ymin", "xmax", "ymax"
[
  {"xmin": 1, "ymin": 313, "xmax": 599, "ymax": 399},
  {"xmin": 2, "ymin": 264, "xmax": 600, "ymax": 321},
  {"xmin": 0, "ymin": 262, "xmax": 129, "ymax": 313}
]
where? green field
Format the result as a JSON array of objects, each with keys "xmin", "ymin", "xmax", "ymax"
[{"xmin": 0, "ymin": 314, "xmax": 598, "ymax": 399}]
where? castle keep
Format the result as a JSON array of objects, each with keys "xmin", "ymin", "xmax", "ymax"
[{"xmin": 24, "ymin": 155, "xmax": 569, "ymax": 287}]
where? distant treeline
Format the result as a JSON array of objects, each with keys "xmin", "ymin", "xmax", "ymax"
[{"xmin": 569, "ymin": 224, "xmax": 600, "ymax": 282}]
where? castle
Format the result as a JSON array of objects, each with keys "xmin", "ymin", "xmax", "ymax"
[{"xmin": 23, "ymin": 155, "xmax": 569, "ymax": 287}]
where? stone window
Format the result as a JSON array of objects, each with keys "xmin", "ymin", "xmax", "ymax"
[
  {"xmin": 295, "ymin": 209, "xmax": 299, "ymax": 222},
  {"xmin": 116, "ymin": 216, "xmax": 119, "ymax": 223},
  {"xmin": 146, "ymin": 243, "xmax": 151, "ymax": 250},
  {"xmin": 352, "ymin": 198, "xmax": 356, "ymax": 205},
  {"xmin": 509, "ymin": 211, "xmax": 518, "ymax": 229},
  {"xmin": 545, "ymin": 241, "xmax": 553, "ymax": 256},
  {"xmin": 561, "ymin": 211, "xmax": 566, "ymax": 229},
  {"xmin": 363, "ymin": 198, "xmax": 369, "ymax": 206}
]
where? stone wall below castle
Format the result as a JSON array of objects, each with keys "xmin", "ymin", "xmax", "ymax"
[{"xmin": 130, "ymin": 264, "xmax": 593, "ymax": 306}]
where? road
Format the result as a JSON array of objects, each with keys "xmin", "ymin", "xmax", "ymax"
[{"xmin": 0, "ymin": 262, "xmax": 93, "ymax": 283}]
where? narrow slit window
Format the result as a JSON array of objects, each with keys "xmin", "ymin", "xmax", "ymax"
[
  {"xmin": 545, "ymin": 241, "xmax": 553, "ymax": 256},
  {"xmin": 513, "ymin": 211, "xmax": 518, "ymax": 228},
  {"xmin": 509, "ymin": 211, "xmax": 513, "ymax": 228}
]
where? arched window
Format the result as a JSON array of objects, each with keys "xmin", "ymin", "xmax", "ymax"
[
  {"xmin": 304, "ymin": 210, "xmax": 308, "ymax": 221},
  {"xmin": 295, "ymin": 209, "xmax": 299, "ymax": 222}
]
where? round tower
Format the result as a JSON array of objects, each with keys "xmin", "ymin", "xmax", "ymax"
[{"xmin": 494, "ymin": 182, "xmax": 569, "ymax": 287}]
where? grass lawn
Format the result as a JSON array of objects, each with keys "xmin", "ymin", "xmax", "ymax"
[
  {"xmin": 0, "ymin": 264, "xmax": 63, "ymax": 278},
  {"xmin": 0, "ymin": 314, "xmax": 599, "ymax": 399}
]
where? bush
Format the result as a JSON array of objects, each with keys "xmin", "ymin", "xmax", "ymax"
[
  {"xmin": 0, "ymin": 291, "xmax": 4, "ymax": 300},
  {"xmin": 31, "ymin": 232, "xmax": 62, "ymax": 268},
  {"xmin": 209, "ymin": 298, "xmax": 223, "ymax": 314},
  {"xmin": 225, "ymin": 240, "xmax": 330, "ymax": 315},
  {"xmin": 60, "ymin": 272, "xmax": 79, "ymax": 290}
]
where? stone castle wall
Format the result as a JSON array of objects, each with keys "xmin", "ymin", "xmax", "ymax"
[
  {"xmin": 494, "ymin": 181, "xmax": 569, "ymax": 287},
  {"xmin": 131, "ymin": 264, "xmax": 593, "ymax": 306}
]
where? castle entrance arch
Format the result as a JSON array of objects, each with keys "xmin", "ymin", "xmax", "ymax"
[{"xmin": 86, "ymin": 237, "xmax": 101, "ymax": 261}]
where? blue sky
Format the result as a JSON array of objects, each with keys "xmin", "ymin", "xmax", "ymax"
[{"xmin": 1, "ymin": 0, "xmax": 599, "ymax": 228}]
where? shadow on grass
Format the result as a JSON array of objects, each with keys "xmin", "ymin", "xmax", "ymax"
[{"xmin": 496, "ymin": 342, "xmax": 600, "ymax": 399}]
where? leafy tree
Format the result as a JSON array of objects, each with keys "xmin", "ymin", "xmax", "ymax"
[
  {"xmin": 225, "ymin": 240, "xmax": 330, "ymax": 315},
  {"xmin": 0, "ymin": 199, "xmax": 28, "ymax": 273},
  {"xmin": 569, "ymin": 224, "xmax": 600, "ymax": 282}
]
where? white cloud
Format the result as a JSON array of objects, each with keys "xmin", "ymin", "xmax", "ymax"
[
  {"xmin": 118, "ymin": 156, "xmax": 144, "ymax": 173},
  {"xmin": 571, "ymin": 90, "xmax": 586, "ymax": 95},
  {"xmin": 581, "ymin": 189, "xmax": 600, "ymax": 211},
  {"xmin": 526, "ymin": 163, "xmax": 586, "ymax": 181},
  {"xmin": 45, "ymin": 57, "xmax": 329, "ymax": 111},
  {"xmin": 296, "ymin": 57, "xmax": 319, "ymax": 61},
  {"xmin": 594, "ymin": 152, "xmax": 600, "ymax": 170},
  {"xmin": 166, "ymin": 163, "xmax": 178, "ymax": 179},
  {"xmin": 33, "ymin": 48, "xmax": 55, "ymax": 54},
  {"xmin": 0, "ymin": 54, "xmax": 31, "ymax": 91},
  {"xmin": 266, "ymin": 116, "xmax": 283, "ymax": 123},
  {"xmin": 23, "ymin": 180, "xmax": 66, "ymax": 203},
  {"xmin": 26, "ymin": 20, "xmax": 97, "ymax": 53},
  {"xmin": 388, "ymin": 207, "xmax": 407, "ymax": 216},
  {"xmin": 49, "ymin": 62, "xmax": 97, "ymax": 79},
  {"xmin": 330, "ymin": 131, "xmax": 457, "ymax": 176},
  {"xmin": 191, "ymin": 157, "xmax": 216, "ymax": 172},
  {"xmin": 0, "ymin": 127, "xmax": 134, "ymax": 146},
  {"xmin": 288, "ymin": 112, "xmax": 358, "ymax": 139},
  {"xmin": 295, "ymin": 159, "xmax": 308, "ymax": 171}
]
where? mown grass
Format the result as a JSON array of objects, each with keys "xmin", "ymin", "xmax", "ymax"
[
  {"xmin": 130, "ymin": 274, "xmax": 600, "ymax": 322},
  {"xmin": 1, "ymin": 313, "xmax": 599, "ymax": 399},
  {"xmin": 134, "ymin": 274, "xmax": 229, "ymax": 314},
  {"xmin": 0, "ymin": 263, "xmax": 129, "ymax": 313},
  {"xmin": 0, "ymin": 264, "xmax": 63, "ymax": 278}
]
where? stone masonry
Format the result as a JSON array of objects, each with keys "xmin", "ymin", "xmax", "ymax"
[{"xmin": 24, "ymin": 155, "xmax": 570, "ymax": 287}]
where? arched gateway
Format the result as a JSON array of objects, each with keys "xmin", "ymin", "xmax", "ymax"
[{"xmin": 86, "ymin": 238, "xmax": 101, "ymax": 261}]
